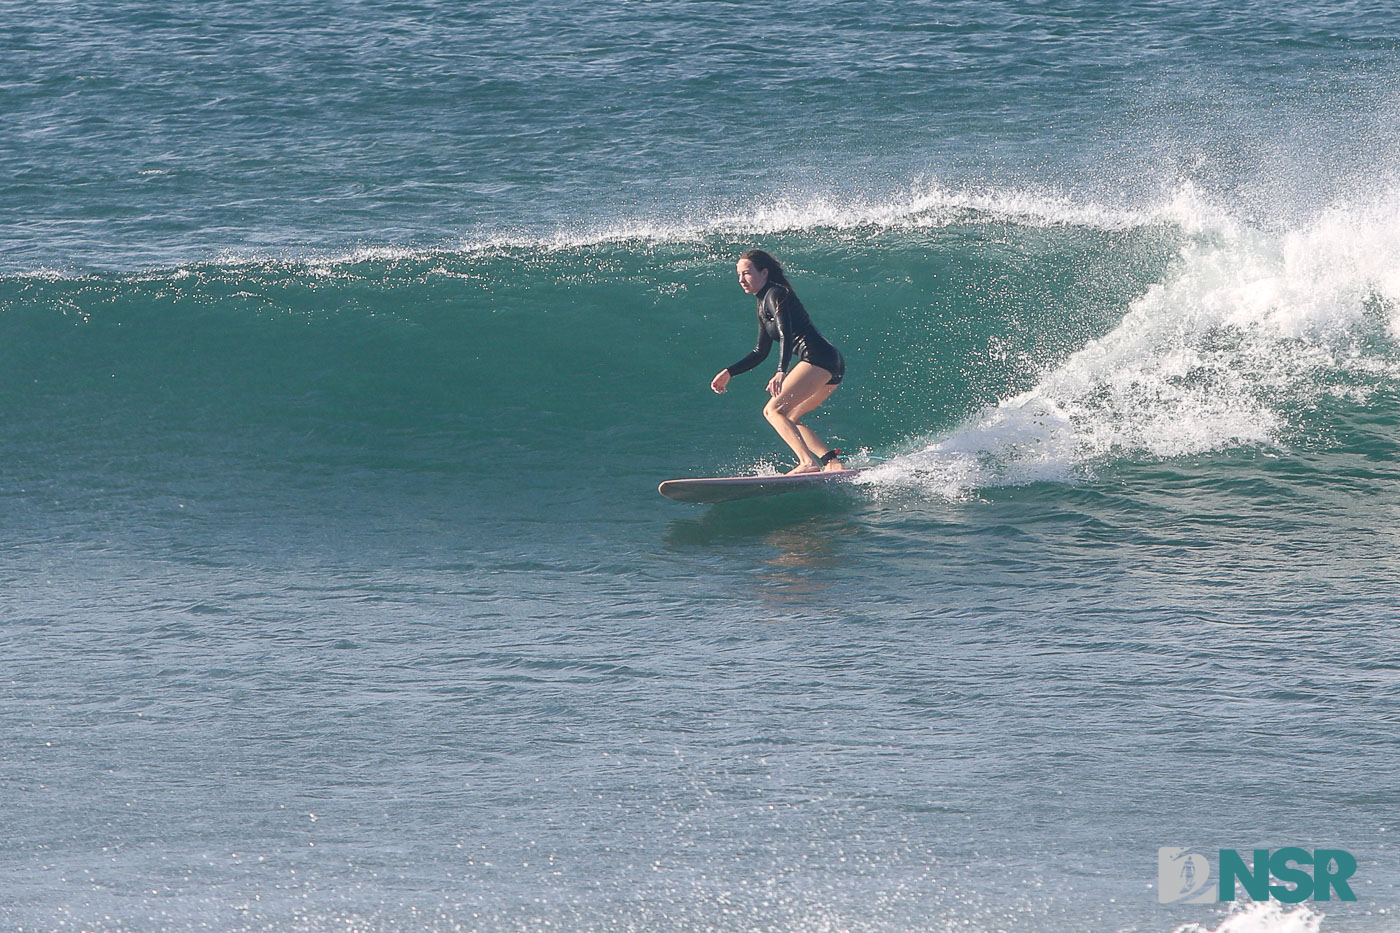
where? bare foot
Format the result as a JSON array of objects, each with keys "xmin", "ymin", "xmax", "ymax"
[
  {"xmin": 822, "ymin": 459, "xmax": 846, "ymax": 472},
  {"xmin": 787, "ymin": 463, "xmax": 821, "ymax": 475}
]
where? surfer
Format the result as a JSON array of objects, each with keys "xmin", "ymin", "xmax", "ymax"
[{"xmin": 710, "ymin": 249, "xmax": 846, "ymax": 474}]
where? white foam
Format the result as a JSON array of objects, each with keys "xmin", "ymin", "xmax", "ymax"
[
  {"xmin": 6, "ymin": 264, "xmax": 87, "ymax": 281},
  {"xmin": 872, "ymin": 189, "xmax": 1400, "ymax": 499},
  {"xmin": 457, "ymin": 180, "xmax": 1179, "ymax": 255},
  {"xmin": 1171, "ymin": 901, "xmax": 1324, "ymax": 933},
  {"xmin": 16, "ymin": 179, "xmax": 1197, "ymax": 279}
]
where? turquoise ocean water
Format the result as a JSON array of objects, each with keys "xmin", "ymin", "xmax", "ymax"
[{"xmin": 4, "ymin": 2, "xmax": 1400, "ymax": 931}]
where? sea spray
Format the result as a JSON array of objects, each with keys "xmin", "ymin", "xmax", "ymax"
[{"xmin": 870, "ymin": 188, "xmax": 1400, "ymax": 497}]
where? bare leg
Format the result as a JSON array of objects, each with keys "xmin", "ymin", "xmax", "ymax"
[
  {"xmin": 790, "ymin": 384, "xmax": 843, "ymax": 470},
  {"xmin": 763, "ymin": 363, "xmax": 838, "ymax": 473}
]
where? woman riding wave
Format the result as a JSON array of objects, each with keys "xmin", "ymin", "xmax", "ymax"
[{"xmin": 710, "ymin": 249, "xmax": 846, "ymax": 474}]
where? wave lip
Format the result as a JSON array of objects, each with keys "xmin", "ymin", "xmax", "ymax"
[
  {"xmin": 461, "ymin": 181, "xmax": 1192, "ymax": 256},
  {"xmin": 5, "ymin": 180, "xmax": 1207, "ymax": 280},
  {"xmin": 210, "ymin": 180, "xmax": 1199, "ymax": 272}
]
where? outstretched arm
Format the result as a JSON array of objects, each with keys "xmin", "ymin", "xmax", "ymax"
[{"xmin": 722, "ymin": 318, "xmax": 773, "ymax": 379}]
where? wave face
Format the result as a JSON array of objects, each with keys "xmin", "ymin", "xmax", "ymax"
[
  {"xmin": 0, "ymin": 193, "xmax": 1175, "ymax": 522},
  {"xmin": 7, "ymin": 184, "xmax": 1400, "ymax": 504}
]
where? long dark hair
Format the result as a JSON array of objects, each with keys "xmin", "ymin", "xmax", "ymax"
[{"xmin": 740, "ymin": 248, "xmax": 796, "ymax": 296}]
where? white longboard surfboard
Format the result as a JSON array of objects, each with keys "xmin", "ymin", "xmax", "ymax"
[{"xmin": 658, "ymin": 468, "xmax": 867, "ymax": 504}]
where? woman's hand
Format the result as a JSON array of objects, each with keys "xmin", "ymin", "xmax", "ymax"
[
  {"xmin": 710, "ymin": 369, "xmax": 731, "ymax": 394},
  {"xmin": 766, "ymin": 372, "xmax": 784, "ymax": 397}
]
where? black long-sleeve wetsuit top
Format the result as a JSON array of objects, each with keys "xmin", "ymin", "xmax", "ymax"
[{"xmin": 725, "ymin": 283, "xmax": 843, "ymax": 381}]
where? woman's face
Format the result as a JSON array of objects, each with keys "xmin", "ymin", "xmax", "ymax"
[{"xmin": 736, "ymin": 259, "xmax": 768, "ymax": 295}]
